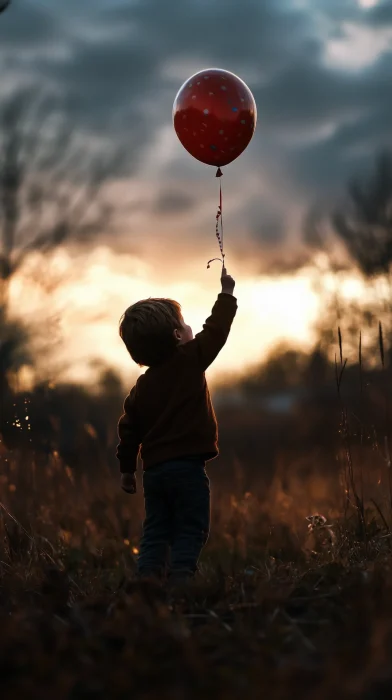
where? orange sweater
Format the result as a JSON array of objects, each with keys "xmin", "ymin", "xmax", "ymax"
[{"xmin": 116, "ymin": 293, "xmax": 237, "ymax": 473}]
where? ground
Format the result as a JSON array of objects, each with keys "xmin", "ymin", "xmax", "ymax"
[{"xmin": 1, "ymin": 457, "xmax": 392, "ymax": 699}]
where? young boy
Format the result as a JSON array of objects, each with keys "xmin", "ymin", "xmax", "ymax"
[{"xmin": 117, "ymin": 267, "xmax": 237, "ymax": 581}]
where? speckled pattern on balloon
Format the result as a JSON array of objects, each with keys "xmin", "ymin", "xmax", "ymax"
[{"xmin": 173, "ymin": 68, "xmax": 257, "ymax": 168}]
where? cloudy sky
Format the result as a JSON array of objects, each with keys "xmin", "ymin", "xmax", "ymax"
[{"xmin": 1, "ymin": 0, "xmax": 391, "ymax": 385}]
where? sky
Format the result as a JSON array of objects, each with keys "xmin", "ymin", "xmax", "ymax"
[{"xmin": 1, "ymin": 0, "xmax": 392, "ymax": 386}]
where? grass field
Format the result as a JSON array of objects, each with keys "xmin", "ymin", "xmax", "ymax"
[{"xmin": 1, "ymin": 448, "xmax": 392, "ymax": 700}]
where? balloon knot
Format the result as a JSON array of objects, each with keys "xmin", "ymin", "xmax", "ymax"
[{"xmin": 216, "ymin": 167, "xmax": 223, "ymax": 178}]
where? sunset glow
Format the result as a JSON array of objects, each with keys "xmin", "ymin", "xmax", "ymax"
[{"xmin": 9, "ymin": 247, "xmax": 372, "ymax": 388}]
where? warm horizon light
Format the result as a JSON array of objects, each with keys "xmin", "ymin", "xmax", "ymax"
[{"xmin": 8, "ymin": 247, "xmax": 377, "ymax": 390}]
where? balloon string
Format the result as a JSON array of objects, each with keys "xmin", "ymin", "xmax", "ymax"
[{"xmin": 207, "ymin": 167, "xmax": 225, "ymax": 269}]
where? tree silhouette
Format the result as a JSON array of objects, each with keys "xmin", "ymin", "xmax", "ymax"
[
  {"xmin": 332, "ymin": 151, "xmax": 392, "ymax": 278},
  {"xmin": 0, "ymin": 88, "xmax": 126, "ymax": 410},
  {"xmin": 0, "ymin": 89, "xmax": 123, "ymax": 303},
  {"xmin": 302, "ymin": 151, "xmax": 392, "ymax": 365},
  {"xmin": 0, "ymin": 1, "xmax": 11, "ymax": 15}
]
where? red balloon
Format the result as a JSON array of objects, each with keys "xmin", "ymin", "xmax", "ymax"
[{"xmin": 173, "ymin": 68, "xmax": 257, "ymax": 169}]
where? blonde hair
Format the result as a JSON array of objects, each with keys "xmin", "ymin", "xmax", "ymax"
[{"xmin": 119, "ymin": 298, "xmax": 183, "ymax": 367}]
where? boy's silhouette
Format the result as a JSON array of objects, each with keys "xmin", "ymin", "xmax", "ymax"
[{"xmin": 117, "ymin": 267, "xmax": 237, "ymax": 582}]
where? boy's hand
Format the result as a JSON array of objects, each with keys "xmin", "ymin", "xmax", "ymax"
[
  {"xmin": 221, "ymin": 267, "xmax": 235, "ymax": 295},
  {"xmin": 121, "ymin": 473, "xmax": 137, "ymax": 494}
]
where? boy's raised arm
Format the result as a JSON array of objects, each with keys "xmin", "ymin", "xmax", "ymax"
[
  {"xmin": 116, "ymin": 386, "xmax": 140, "ymax": 481},
  {"xmin": 183, "ymin": 267, "xmax": 237, "ymax": 371}
]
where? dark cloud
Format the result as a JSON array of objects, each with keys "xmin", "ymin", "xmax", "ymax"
[
  {"xmin": 103, "ymin": 0, "xmax": 310, "ymax": 70},
  {"xmin": 153, "ymin": 190, "xmax": 195, "ymax": 215},
  {"xmin": 1, "ymin": 0, "xmax": 314, "ymax": 131},
  {"xmin": 256, "ymin": 47, "xmax": 392, "ymax": 201},
  {"xmin": 0, "ymin": 1, "xmax": 58, "ymax": 46},
  {"xmin": 1, "ymin": 0, "xmax": 392, "ymax": 271},
  {"xmin": 367, "ymin": 1, "xmax": 392, "ymax": 26},
  {"xmin": 256, "ymin": 61, "xmax": 356, "ymax": 129},
  {"xmin": 246, "ymin": 196, "xmax": 286, "ymax": 245},
  {"xmin": 37, "ymin": 36, "xmax": 157, "ymax": 174}
]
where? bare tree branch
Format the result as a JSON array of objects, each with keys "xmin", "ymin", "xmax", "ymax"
[
  {"xmin": 332, "ymin": 151, "xmax": 392, "ymax": 278},
  {"xmin": 0, "ymin": 87, "xmax": 128, "ymax": 394},
  {"xmin": 0, "ymin": 88, "xmax": 123, "ymax": 287}
]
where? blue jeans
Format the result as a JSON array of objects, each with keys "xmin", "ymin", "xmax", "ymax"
[{"xmin": 138, "ymin": 458, "xmax": 210, "ymax": 580}]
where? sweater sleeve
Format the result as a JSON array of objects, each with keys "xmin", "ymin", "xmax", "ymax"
[
  {"xmin": 182, "ymin": 293, "xmax": 238, "ymax": 371},
  {"xmin": 116, "ymin": 386, "xmax": 140, "ymax": 474}
]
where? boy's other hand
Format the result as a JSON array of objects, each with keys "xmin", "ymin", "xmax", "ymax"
[
  {"xmin": 221, "ymin": 267, "xmax": 235, "ymax": 295},
  {"xmin": 121, "ymin": 473, "xmax": 137, "ymax": 494}
]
